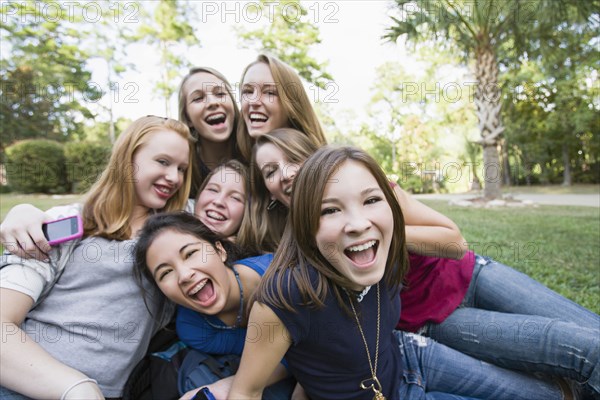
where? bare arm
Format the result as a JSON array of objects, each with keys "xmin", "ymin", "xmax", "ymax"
[
  {"xmin": 228, "ymin": 303, "xmax": 292, "ymax": 399},
  {"xmin": 0, "ymin": 204, "xmax": 52, "ymax": 260},
  {"xmin": 0, "ymin": 288, "xmax": 104, "ymax": 399},
  {"xmin": 394, "ymin": 185, "xmax": 468, "ymax": 259}
]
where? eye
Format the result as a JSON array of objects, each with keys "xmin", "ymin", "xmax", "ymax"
[
  {"xmin": 365, "ymin": 196, "xmax": 383, "ymax": 205},
  {"xmin": 158, "ymin": 268, "xmax": 173, "ymax": 281},
  {"xmin": 207, "ymin": 187, "xmax": 219, "ymax": 193},
  {"xmin": 191, "ymin": 94, "xmax": 204, "ymax": 102},
  {"xmin": 232, "ymin": 195, "xmax": 244, "ymax": 203},
  {"xmin": 320, "ymin": 207, "xmax": 339, "ymax": 216},
  {"xmin": 263, "ymin": 167, "xmax": 277, "ymax": 180},
  {"xmin": 178, "ymin": 166, "xmax": 187, "ymax": 173},
  {"xmin": 157, "ymin": 159, "xmax": 169, "ymax": 166},
  {"xmin": 184, "ymin": 249, "xmax": 197, "ymax": 260}
]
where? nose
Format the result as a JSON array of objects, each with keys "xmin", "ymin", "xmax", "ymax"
[
  {"xmin": 206, "ymin": 92, "xmax": 219, "ymax": 108},
  {"xmin": 165, "ymin": 166, "xmax": 181, "ymax": 185},
  {"xmin": 211, "ymin": 192, "xmax": 226, "ymax": 208},
  {"xmin": 246, "ymin": 85, "xmax": 261, "ymax": 106},
  {"xmin": 281, "ymin": 164, "xmax": 298, "ymax": 183},
  {"xmin": 343, "ymin": 210, "xmax": 372, "ymax": 234},
  {"xmin": 177, "ymin": 264, "xmax": 195, "ymax": 286}
]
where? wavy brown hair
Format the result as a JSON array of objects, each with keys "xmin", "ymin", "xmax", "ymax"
[
  {"xmin": 178, "ymin": 67, "xmax": 250, "ymax": 195},
  {"xmin": 254, "ymin": 145, "xmax": 409, "ymax": 314},
  {"xmin": 237, "ymin": 128, "xmax": 319, "ymax": 254},
  {"xmin": 82, "ymin": 116, "xmax": 194, "ymax": 241}
]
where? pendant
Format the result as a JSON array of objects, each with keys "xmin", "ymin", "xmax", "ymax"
[
  {"xmin": 360, "ymin": 376, "xmax": 386, "ymax": 400},
  {"xmin": 372, "ymin": 389, "xmax": 386, "ymax": 400}
]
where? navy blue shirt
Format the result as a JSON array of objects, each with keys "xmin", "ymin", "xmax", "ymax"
[{"xmin": 264, "ymin": 265, "xmax": 402, "ymax": 400}]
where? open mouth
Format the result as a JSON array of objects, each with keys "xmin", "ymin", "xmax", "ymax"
[
  {"xmin": 249, "ymin": 112, "xmax": 268, "ymax": 124},
  {"xmin": 205, "ymin": 210, "xmax": 226, "ymax": 222},
  {"xmin": 344, "ymin": 240, "xmax": 378, "ymax": 266},
  {"xmin": 188, "ymin": 278, "xmax": 215, "ymax": 304},
  {"xmin": 154, "ymin": 184, "xmax": 174, "ymax": 199},
  {"xmin": 205, "ymin": 113, "xmax": 226, "ymax": 126}
]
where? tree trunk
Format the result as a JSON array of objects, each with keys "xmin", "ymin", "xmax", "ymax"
[
  {"xmin": 474, "ymin": 38, "xmax": 504, "ymax": 199},
  {"xmin": 562, "ymin": 142, "xmax": 572, "ymax": 186}
]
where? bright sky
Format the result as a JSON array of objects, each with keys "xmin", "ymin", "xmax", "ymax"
[{"xmin": 88, "ymin": 1, "xmax": 411, "ymax": 131}]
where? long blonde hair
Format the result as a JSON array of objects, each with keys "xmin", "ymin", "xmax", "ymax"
[
  {"xmin": 83, "ymin": 116, "xmax": 195, "ymax": 240},
  {"xmin": 237, "ymin": 128, "xmax": 319, "ymax": 253},
  {"xmin": 237, "ymin": 54, "xmax": 327, "ymax": 160}
]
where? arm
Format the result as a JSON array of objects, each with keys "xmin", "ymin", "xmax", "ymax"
[
  {"xmin": 228, "ymin": 303, "xmax": 292, "ymax": 399},
  {"xmin": 0, "ymin": 288, "xmax": 104, "ymax": 399},
  {"xmin": 393, "ymin": 185, "xmax": 468, "ymax": 259},
  {"xmin": 0, "ymin": 204, "xmax": 52, "ymax": 260}
]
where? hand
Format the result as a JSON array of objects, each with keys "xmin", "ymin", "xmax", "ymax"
[{"xmin": 0, "ymin": 204, "xmax": 52, "ymax": 260}]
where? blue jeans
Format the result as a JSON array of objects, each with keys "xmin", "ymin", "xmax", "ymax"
[
  {"xmin": 0, "ymin": 386, "xmax": 31, "ymax": 400},
  {"xmin": 426, "ymin": 256, "xmax": 600, "ymax": 393},
  {"xmin": 396, "ymin": 330, "xmax": 562, "ymax": 399}
]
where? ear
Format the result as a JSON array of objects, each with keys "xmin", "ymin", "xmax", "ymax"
[{"xmin": 215, "ymin": 241, "xmax": 228, "ymax": 263}]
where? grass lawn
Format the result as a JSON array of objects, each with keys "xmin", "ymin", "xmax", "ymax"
[
  {"xmin": 421, "ymin": 200, "xmax": 600, "ymax": 314},
  {"xmin": 1, "ymin": 193, "xmax": 598, "ymax": 314}
]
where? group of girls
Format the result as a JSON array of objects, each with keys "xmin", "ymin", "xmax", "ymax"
[{"xmin": 0, "ymin": 53, "xmax": 598, "ymax": 400}]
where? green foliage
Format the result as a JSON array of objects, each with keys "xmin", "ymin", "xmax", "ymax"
[
  {"xmin": 134, "ymin": 0, "xmax": 199, "ymax": 116},
  {"xmin": 0, "ymin": 0, "xmax": 99, "ymax": 152},
  {"xmin": 236, "ymin": 0, "xmax": 333, "ymax": 89},
  {"xmin": 64, "ymin": 142, "xmax": 111, "ymax": 193},
  {"xmin": 5, "ymin": 140, "xmax": 68, "ymax": 193},
  {"xmin": 422, "ymin": 200, "xmax": 600, "ymax": 313}
]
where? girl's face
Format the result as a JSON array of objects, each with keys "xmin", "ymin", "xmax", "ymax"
[
  {"xmin": 183, "ymin": 72, "xmax": 235, "ymax": 143},
  {"xmin": 195, "ymin": 167, "xmax": 246, "ymax": 238},
  {"xmin": 146, "ymin": 229, "xmax": 234, "ymax": 315},
  {"xmin": 255, "ymin": 142, "xmax": 301, "ymax": 207},
  {"xmin": 315, "ymin": 160, "xmax": 393, "ymax": 290},
  {"xmin": 241, "ymin": 63, "xmax": 289, "ymax": 138},
  {"xmin": 132, "ymin": 129, "xmax": 190, "ymax": 211}
]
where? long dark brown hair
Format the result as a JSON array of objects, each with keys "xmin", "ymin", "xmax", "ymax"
[{"xmin": 254, "ymin": 145, "xmax": 409, "ymax": 314}]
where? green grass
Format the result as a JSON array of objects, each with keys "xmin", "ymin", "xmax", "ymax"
[
  {"xmin": 485, "ymin": 184, "xmax": 599, "ymax": 195},
  {"xmin": 0, "ymin": 193, "xmax": 85, "ymax": 221},
  {"xmin": 1, "ymin": 194, "xmax": 598, "ymax": 314},
  {"xmin": 421, "ymin": 200, "xmax": 600, "ymax": 314}
]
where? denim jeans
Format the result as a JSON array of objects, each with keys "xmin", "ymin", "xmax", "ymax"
[
  {"xmin": 426, "ymin": 255, "xmax": 600, "ymax": 393},
  {"xmin": 0, "ymin": 386, "xmax": 31, "ymax": 400},
  {"xmin": 396, "ymin": 330, "xmax": 562, "ymax": 399}
]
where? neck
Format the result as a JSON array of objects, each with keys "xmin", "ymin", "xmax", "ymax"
[
  {"xmin": 130, "ymin": 206, "xmax": 150, "ymax": 238},
  {"xmin": 217, "ymin": 267, "xmax": 245, "ymax": 327},
  {"xmin": 198, "ymin": 138, "xmax": 232, "ymax": 170}
]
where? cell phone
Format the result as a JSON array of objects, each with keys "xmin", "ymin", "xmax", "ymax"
[
  {"xmin": 191, "ymin": 387, "xmax": 216, "ymax": 400},
  {"xmin": 42, "ymin": 215, "xmax": 84, "ymax": 246}
]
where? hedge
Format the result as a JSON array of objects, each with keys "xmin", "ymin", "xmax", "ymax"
[
  {"xmin": 64, "ymin": 141, "xmax": 111, "ymax": 193},
  {"xmin": 5, "ymin": 139, "xmax": 68, "ymax": 193}
]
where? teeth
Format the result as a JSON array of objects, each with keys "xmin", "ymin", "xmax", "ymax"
[
  {"xmin": 206, "ymin": 210, "xmax": 226, "ymax": 221},
  {"xmin": 206, "ymin": 113, "xmax": 225, "ymax": 122},
  {"xmin": 347, "ymin": 240, "xmax": 376, "ymax": 252},
  {"xmin": 189, "ymin": 279, "xmax": 207, "ymax": 296},
  {"xmin": 284, "ymin": 186, "xmax": 292, "ymax": 195},
  {"xmin": 250, "ymin": 112, "xmax": 267, "ymax": 122},
  {"xmin": 156, "ymin": 186, "xmax": 171, "ymax": 194}
]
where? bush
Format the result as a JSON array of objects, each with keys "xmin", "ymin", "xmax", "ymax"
[
  {"xmin": 5, "ymin": 140, "xmax": 68, "ymax": 193},
  {"xmin": 64, "ymin": 141, "xmax": 111, "ymax": 193}
]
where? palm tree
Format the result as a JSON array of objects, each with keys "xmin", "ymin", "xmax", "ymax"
[{"xmin": 385, "ymin": 0, "xmax": 595, "ymax": 199}]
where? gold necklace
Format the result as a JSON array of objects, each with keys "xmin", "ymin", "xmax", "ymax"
[{"xmin": 348, "ymin": 283, "xmax": 386, "ymax": 400}]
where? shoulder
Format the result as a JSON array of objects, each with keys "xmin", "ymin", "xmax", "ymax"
[
  {"xmin": 233, "ymin": 253, "xmax": 273, "ymax": 276},
  {"xmin": 45, "ymin": 203, "xmax": 82, "ymax": 219}
]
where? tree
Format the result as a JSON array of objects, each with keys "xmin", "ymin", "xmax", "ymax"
[
  {"xmin": 0, "ymin": 0, "xmax": 99, "ymax": 155},
  {"xmin": 385, "ymin": 0, "xmax": 596, "ymax": 198},
  {"xmin": 236, "ymin": 0, "xmax": 333, "ymax": 89},
  {"xmin": 134, "ymin": 0, "xmax": 199, "ymax": 117}
]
